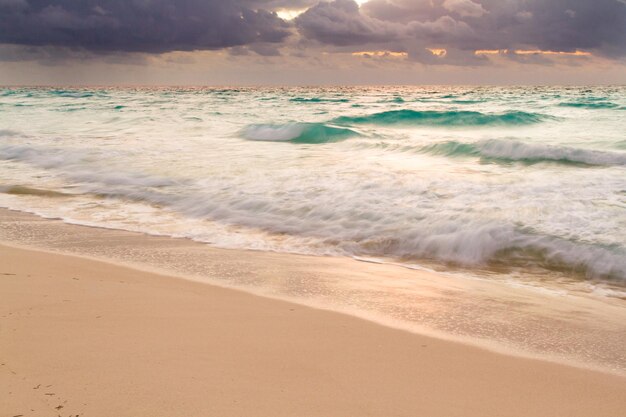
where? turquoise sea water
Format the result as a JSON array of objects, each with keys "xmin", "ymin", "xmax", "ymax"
[{"xmin": 1, "ymin": 86, "xmax": 625, "ymax": 290}]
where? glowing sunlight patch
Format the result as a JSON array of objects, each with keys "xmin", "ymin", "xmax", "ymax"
[
  {"xmin": 475, "ymin": 49, "xmax": 508, "ymax": 55},
  {"xmin": 475, "ymin": 49, "xmax": 591, "ymax": 56},
  {"xmin": 278, "ymin": 1, "xmax": 368, "ymax": 20},
  {"xmin": 276, "ymin": 9, "xmax": 306, "ymax": 20},
  {"xmin": 427, "ymin": 48, "xmax": 447, "ymax": 57},
  {"xmin": 352, "ymin": 51, "xmax": 408, "ymax": 58},
  {"xmin": 514, "ymin": 49, "xmax": 591, "ymax": 56}
]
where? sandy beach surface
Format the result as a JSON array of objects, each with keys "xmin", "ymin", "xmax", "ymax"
[{"xmin": 1, "ymin": 213, "xmax": 626, "ymax": 416}]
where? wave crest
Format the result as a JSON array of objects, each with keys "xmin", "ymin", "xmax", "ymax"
[
  {"xmin": 559, "ymin": 101, "xmax": 619, "ymax": 110},
  {"xmin": 241, "ymin": 123, "xmax": 359, "ymax": 143},
  {"xmin": 289, "ymin": 97, "xmax": 349, "ymax": 103},
  {"xmin": 333, "ymin": 110, "xmax": 549, "ymax": 127},
  {"xmin": 421, "ymin": 139, "xmax": 626, "ymax": 166}
]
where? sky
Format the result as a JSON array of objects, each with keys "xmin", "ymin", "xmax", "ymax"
[{"xmin": 0, "ymin": 0, "xmax": 625, "ymax": 85}]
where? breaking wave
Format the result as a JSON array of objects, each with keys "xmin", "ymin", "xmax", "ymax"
[
  {"xmin": 421, "ymin": 139, "xmax": 626, "ymax": 166},
  {"xmin": 559, "ymin": 101, "xmax": 619, "ymax": 110},
  {"xmin": 290, "ymin": 97, "xmax": 350, "ymax": 103},
  {"xmin": 241, "ymin": 123, "xmax": 359, "ymax": 143},
  {"xmin": 332, "ymin": 110, "xmax": 549, "ymax": 127}
]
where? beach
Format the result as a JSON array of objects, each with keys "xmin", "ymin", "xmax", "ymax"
[{"xmin": 2, "ymin": 209, "xmax": 626, "ymax": 417}]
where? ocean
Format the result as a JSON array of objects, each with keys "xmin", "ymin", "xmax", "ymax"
[{"xmin": 1, "ymin": 85, "xmax": 625, "ymax": 293}]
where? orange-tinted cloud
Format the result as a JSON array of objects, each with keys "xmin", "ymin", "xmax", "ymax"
[
  {"xmin": 475, "ymin": 49, "xmax": 591, "ymax": 56},
  {"xmin": 352, "ymin": 50, "xmax": 408, "ymax": 58},
  {"xmin": 426, "ymin": 48, "xmax": 447, "ymax": 57}
]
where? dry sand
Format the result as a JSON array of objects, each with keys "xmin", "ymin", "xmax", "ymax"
[{"xmin": 2, "ymin": 242, "xmax": 626, "ymax": 417}]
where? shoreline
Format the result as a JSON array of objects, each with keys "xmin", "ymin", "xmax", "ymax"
[
  {"xmin": 3, "ymin": 242, "xmax": 626, "ymax": 416},
  {"xmin": 1, "ymin": 207, "xmax": 626, "ymax": 376}
]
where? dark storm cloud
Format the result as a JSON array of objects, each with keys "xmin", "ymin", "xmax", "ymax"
[
  {"xmin": 493, "ymin": 0, "xmax": 626, "ymax": 57},
  {"xmin": 299, "ymin": 0, "xmax": 626, "ymax": 63},
  {"xmin": 0, "ymin": 0, "xmax": 293, "ymax": 53}
]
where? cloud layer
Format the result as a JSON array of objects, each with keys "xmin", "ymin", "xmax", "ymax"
[
  {"xmin": 1, "ymin": 0, "xmax": 625, "ymax": 66},
  {"xmin": 0, "ymin": 0, "xmax": 293, "ymax": 53},
  {"xmin": 298, "ymin": 0, "xmax": 626, "ymax": 63}
]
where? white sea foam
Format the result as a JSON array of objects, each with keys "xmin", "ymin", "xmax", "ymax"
[
  {"xmin": 0, "ymin": 129, "xmax": 20, "ymax": 137},
  {"xmin": 0, "ymin": 144, "xmax": 177, "ymax": 187},
  {"xmin": 3, "ymin": 141, "xmax": 624, "ymax": 281}
]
